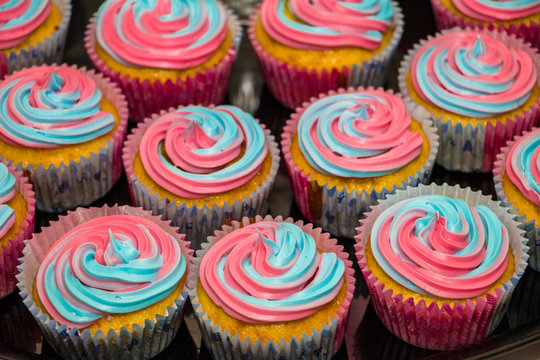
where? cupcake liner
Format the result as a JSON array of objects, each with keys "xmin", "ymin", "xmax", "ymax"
[
  {"xmin": 430, "ymin": 0, "xmax": 540, "ymax": 49},
  {"xmin": 281, "ymin": 87, "xmax": 439, "ymax": 238},
  {"xmin": 0, "ymin": 160, "xmax": 35, "ymax": 300},
  {"xmin": 493, "ymin": 128, "xmax": 540, "ymax": 271},
  {"xmin": 399, "ymin": 27, "xmax": 540, "ymax": 173},
  {"xmin": 247, "ymin": 2, "xmax": 404, "ymax": 110},
  {"xmin": 189, "ymin": 215, "xmax": 355, "ymax": 360},
  {"xmin": 354, "ymin": 183, "xmax": 529, "ymax": 350},
  {"xmin": 0, "ymin": 64, "xmax": 128, "ymax": 213},
  {"xmin": 85, "ymin": 8, "xmax": 242, "ymax": 122},
  {"xmin": 16, "ymin": 205, "xmax": 195, "ymax": 360},
  {"xmin": 0, "ymin": 0, "xmax": 72, "ymax": 80},
  {"xmin": 122, "ymin": 106, "xmax": 281, "ymax": 250}
]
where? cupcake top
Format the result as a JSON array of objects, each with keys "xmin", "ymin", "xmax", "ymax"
[
  {"xmin": 0, "ymin": 65, "xmax": 115, "ymax": 148},
  {"xmin": 410, "ymin": 31, "xmax": 537, "ymax": 118},
  {"xmin": 370, "ymin": 195, "xmax": 510, "ymax": 299},
  {"xmin": 35, "ymin": 214, "xmax": 187, "ymax": 329},
  {"xmin": 505, "ymin": 128, "xmax": 540, "ymax": 207},
  {"xmin": 260, "ymin": 0, "xmax": 394, "ymax": 50},
  {"xmin": 297, "ymin": 89, "xmax": 424, "ymax": 178},
  {"xmin": 0, "ymin": 163, "xmax": 16, "ymax": 238},
  {"xmin": 199, "ymin": 221, "xmax": 345, "ymax": 322},
  {"xmin": 139, "ymin": 105, "xmax": 268, "ymax": 198},
  {"xmin": 450, "ymin": 0, "xmax": 540, "ymax": 21},
  {"xmin": 95, "ymin": 0, "xmax": 228, "ymax": 69},
  {"xmin": 0, "ymin": 0, "xmax": 51, "ymax": 49}
]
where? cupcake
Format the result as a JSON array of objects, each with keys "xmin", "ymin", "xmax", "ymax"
[
  {"xmin": 0, "ymin": 64, "xmax": 128, "ymax": 213},
  {"xmin": 399, "ymin": 28, "xmax": 540, "ymax": 172},
  {"xmin": 431, "ymin": 0, "xmax": 540, "ymax": 49},
  {"xmin": 0, "ymin": 0, "xmax": 71, "ymax": 79},
  {"xmin": 17, "ymin": 205, "xmax": 194, "ymax": 360},
  {"xmin": 248, "ymin": 0, "xmax": 404, "ymax": 110},
  {"xmin": 189, "ymin": 215, "xmax": 355, "ymax": 359},
  {"xmin": 494, "ymin": 128, "xmax": 540, "ymax": 271},
  {"xmin": 0, "ymin": 161, "xmax": 35, "ymax": 299},
  {"xmin": 85, "ymin": 0, "xmax": 241, "ymax": 122},
  {"xmin": 123, "ymin": 105, "xmax": 280, "ymax": 250},
  {"xmin": 281, "ymin": 87, "xmax": 439, "ymax": 238},
  {"xmin": 354, "ymin": 183, "xmax": 529, "ymax": 350}
]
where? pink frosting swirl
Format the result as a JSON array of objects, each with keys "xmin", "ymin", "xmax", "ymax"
[
  {"xmin": 0, "ymin": 0, "xmax": 51, "ymax": 49},
  {"xmin": 451, "ymin": 0, "xmax": 540, "ymax": 21},
  {"xmin": 506, "ymin": 128, "xmax": 540, "ymax": 207}
]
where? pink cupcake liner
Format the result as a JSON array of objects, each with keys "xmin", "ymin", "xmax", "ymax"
[
  {"xmin": 354, "ymin": 183, "xmax": 529, "ymax": 350},
  {"xmin": 85, "ymin": 9, "xmax": 242, "ymax": 123},
  {"xmin": 281, "ymin": 87, "xmax": 439, "ymax": 238},
  {"xmin": 189, "ymin": 215, "xmax": 355, "ymax": 359},
  {"xmin": 431, "ymin": 0, "xmax": 540, "ymax": 49},
  {"xmin": 0, "ymin": 64, "xmax": 128, "ymax": 213},
  {"xmin": 16, "ymin": 205, "xmax": 195, "ymax": 360},
  {"xmin": 399, "ymin": 27, "xmax": 540, "ymax": 173},
  {"xmin": 122, "ymin": 106, "xmax": 281, "ymax": 250},
  {"xmin": 248, "ymin": 2, "xmax": 404, "ymax": 110},
  {"xmin": 494, "ymin": 128, "xmax": 540, "ymax": 271},
  {"xmin": 0, "ymin": 0, "xmax": 72, "ymax": 80},
  {"xmin": 0, "ymin": 160, "xmax": 35, "ymax": 300}
]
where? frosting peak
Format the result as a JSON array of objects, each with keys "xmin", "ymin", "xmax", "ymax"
[
  {"xmin": 451, "ymin": 0, "xmax": 540, "ymax": 21},
  {"xmin": 0, "ymin": 0, "xmax": 51, "ymax": 49}
]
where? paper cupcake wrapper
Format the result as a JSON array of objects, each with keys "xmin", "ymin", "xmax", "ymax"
[
  {"xmin": 281, "ymin": 87, "xmax": 439, "ymax": 238},
  {"xmin": 0, "ymin": 65, "xmax": 128, "ymax": 213},
  {"xmin": 189, "ymin": 215, "xmax": 355, "ymax": 360},
  {"xmin": 85, "ymin": 8, "xmax": 242, "ymax": 123},
  {"xmin": 430, "ymin": 0, "xmax": 540, "ymax": 49},
  {"xmin": 0, "ymin": 160, "xmax": 35, "ymax": 300},
  {"xmin": 16, "ymin": 205, "xmax": 195, "ymax": 360},
  {"xmin": 0, "ymin": 0, "xmax": 72, "ymax": 80},
  {"xmin": 398, "ymin": 27, "xmax": 540, "ymax": 173},
  {"xmin": 122, "ymin": 106, "xmax": 281, "ymax": 250},
  {"xmin": 354, "ymin": 183, "xmax": 529, "ymax": 350},
  {"xmin": 493, "ymin": 128, "xmax": 540, "ymax": 271},
  {"xmin": 247, "ymin": 2, "xmax": 404, "ymax": 110},
  {"xmin": 506, "ymin": 267, "xmax": 540, "ymax": 329}
]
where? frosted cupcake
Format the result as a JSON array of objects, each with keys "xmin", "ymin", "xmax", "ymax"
[
  {"xmin": 190, "ymin": 215, "xmax": 355, "ymax": 359},
  {"xmin": 17, "ymin": 205, "xmax": 194, "ymax": 360},
  {"xmin": 282, "ymin": 87, "xmax": 438, "ymax": 238},
  {"xmin": 122, "ymin": 105, "xmax": 280, "ymax": 249},
  {"xmin": 0, "ymin": 0, "xmax": 71, "ymax": 79},
  {"xmin": 355, "ymin": 184, "xmax": 529, "ymax": 350},
  {"xmin": 399, "ymin": 28, "xmax": 540, "ymax": 172},
  {"xmin": 85, "ymin": 0, "xmax": 241, "ymax": 122},
  {"xmin": 0, "ymin": 64, "xmax": 128, "ymax": 212},
  {"xmin": 248, "ymin": 0, "xmax": 404, "ymax": 110}
]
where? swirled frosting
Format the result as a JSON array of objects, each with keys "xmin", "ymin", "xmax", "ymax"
[
  {"xmin": 451, "ymin": 0, "xmax": 540, "ymax": 21},
  {"xmin": 139, "ymin": 105, "xmax": 268, "ymax": 198},
  {"xmin": 371, "ymin": 195, "xmax": 510, "ymax": 299},
  {"xmin": 411, "ymin": 32, "xmax": 537, "ymax": 118},
  {"xmin": 0, "ymin": 163, "xmax": 15, "ymax": 239},
  {"xmin": 199, "ymin": 221, "xmax": 345, "ymax": 323},
  {"xmin": 260, "ymin": 0, "xmax": 394, "ymax": 50},
  {"xmin": 0, "ymin": 0, "xmax": 51, "ymax": 49},
  {"xmin": 35, "ymin": 214, "xmax": 187, "ymax": 329},
  {"xmin": 297, "ymin": 90, "xmax": 424, "ymax": 178},
  {"xmin": 95, "ymin": 0, "xmax": 228, "ymax": 69},
  {"xmin": 506, "ymin": 128, "xmax": 540, "ymax": 207},
  {"xmin": 0, "ymin": 66, "xmax": 115, "ymax": 148}
]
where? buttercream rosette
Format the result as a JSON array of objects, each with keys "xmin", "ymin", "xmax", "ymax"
[
  {"xmin": 399, "ymin": 27, "xmax": 540, "ymax": 173},
  {"xmin": 248, "ymin": 0, "xmax": 404, "ymax": 110},
  {"xmin": 122, "ymin": 104, "xmax": 280, "ymax": 249},
  {"xmin": 281, "ymin": 86, "xmax": 439, "ymax": 238},
  {"xmin": 494, "ymin": 128, "xmax": 540, "ymax": 271},
  {"xmin": 85, "ymin": 0, "xmax": 242, "ymax": 122},
  {"xmin": 0, "ymin": 160, "xmax": 35, "ymax": 299},
  {"xmin": 354, "ymin": 183, "xmax": 529, "ymax": 350},
  {"xmin": 431, "ymin": 0, "xmax": 540, "ymax": 50},
  {"xmin": 0, "ymin": 64, "xmax": 128, "ymax": 212},
  {"xmin": 189, "ymin": 215, "xmax": 355, "ymax": 360},
  {"xmin": 0, "ymin": 0, "xmax": 71, "ymax": 79},
  {"xmin": 16, "ymin": 205, "xmax": 194, "ymax": 360}
]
